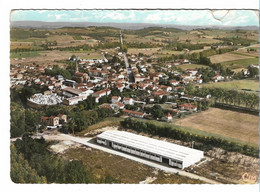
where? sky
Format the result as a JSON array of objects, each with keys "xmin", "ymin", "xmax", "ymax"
[{"xmin": 10, "ymin": 10, "xmax": 259, "ymax": 26}]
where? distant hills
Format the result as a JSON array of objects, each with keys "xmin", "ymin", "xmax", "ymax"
[{"xmin": 10, "ymin": 21, "xmax": 259, "ymax": 31}]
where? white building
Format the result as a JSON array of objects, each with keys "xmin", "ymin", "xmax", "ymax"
[
  {"xmin": 63, "ymin": 87, "xmax": 85, "ymax": 98},
  {"xmin": 112, "ymin": 96, "xmax": 121, "ymax": 103},
  {"xmin": 97, "ymin": 130, "xmax": 204, "ymax": 169},
  {"xmin": 63, "ymin": 96, "xmax": 86, "ymax": 105},
  {"xmin": 122, "ymin": 97, "xmax": 134, "ymax": 105}
]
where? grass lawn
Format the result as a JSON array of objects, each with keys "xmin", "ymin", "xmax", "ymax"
[
  {"xmin": 220, "ymin": 57, "xmax": 259, "ymax": 69},
  {"xmin": 10, "ymin": 51, "xmax": 41, "ymax": 59},
  {"xmin": 174, "ymin": 108, "xmax": 259, "ymax": 146},
  {"xmin": 202, "ymin": 79, "xmax": 259, "ymax": 92}
]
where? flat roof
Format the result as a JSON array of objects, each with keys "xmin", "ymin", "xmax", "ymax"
[
  {"xmin": 97, "ymin": 130, "xmax": 203, "ymax": 162},
  {"xmin": 63, "ymin": 87, "xmax": 83, "ymax": 95}
]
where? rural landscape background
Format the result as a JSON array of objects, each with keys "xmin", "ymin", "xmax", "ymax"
[{"xmin": 9, "ymin": 9, "xmax": 259, "ymax": 184}]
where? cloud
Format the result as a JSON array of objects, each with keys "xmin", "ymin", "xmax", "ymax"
[
  {"xmin": 38, "ymin": 10, "xmax": 47, "ymax": 13},
  {"xmin": 101, "ymin": 12, "xmax": 127, "ymax": 21},
  {"xmin": 129, "ymin": 11, "xmax": 136, "ymax": 20},
  {"xmin": 55, "ymin": 13, "xmax": 67, "ymax": 20},
  {"xmin": 144, "ymin": 12, "xmax": 163, "ymax": 22},
  {"xmin": 10, "ymin": 10, "xmax": 258, "ymax": 26},
  {"xmin": 10, "ymin": 10, "xmax": 25, "ymax": 20}
]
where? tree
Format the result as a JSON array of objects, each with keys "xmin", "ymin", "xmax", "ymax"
[
  {"xmin": 160, "ymin": 95, "xmax": 167, "ymax": 104},
  {"xmin": 10, "ymin": 103, "xmax": 25, "ymax": 138},
  {"xmin": 247, "ymin": 66, "xmax": 258, "ymax": 78},
  {"xmin": 185, "ymin": 84, "xmax": 195, "ymax": 95},
  {"xmin": 120, "ymin": 44, "xmax": 128, "ymax": 53},
  {"xmin": 151, "ymin": 105, "xmax": 164, "ymax": 119},
  {"xmin": 11, "ymin": 144, "xmax": 47, "ymax": 183},
  {"xmin": 25, "ymin": 109, "xmax": 42, "ymax": 132},
  {"xmin": 64, "ymin": 160, "xmax": 93, "ymax": 183}
]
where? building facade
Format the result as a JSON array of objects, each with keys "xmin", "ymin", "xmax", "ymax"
[{"xmin": 97, "ymin": 130, "xmax": 204, "ymax": 169}]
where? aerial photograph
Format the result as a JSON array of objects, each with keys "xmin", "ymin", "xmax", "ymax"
[{"xmin": 9, "ymin": 9, "xmax": 259, "ymax": 184}]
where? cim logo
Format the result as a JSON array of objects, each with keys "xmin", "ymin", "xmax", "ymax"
[{"xmin": 241, "ymin": 172, "xmax": 258, "ymax": 183}]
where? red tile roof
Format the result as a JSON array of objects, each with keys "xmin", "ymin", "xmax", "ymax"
[
  {"xmin": 179, "ymin": 103, "xmax": 196, "ymax": 108},
  {"xmin": 123, "ymin": 109, "xmax": 144, "ymax": 116},
  {"xmin": 117, "ymin": 102, "xmax": 124, "ymax": 107},
  {"xmin": 152, "ymin": 90, "xmax": 168, "ymax": 96},
  {"xmin": 123, "ymin": 97, "xmax": 131, "ymax": 101}
]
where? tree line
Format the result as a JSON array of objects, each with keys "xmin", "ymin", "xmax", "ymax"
[
  {"xmin": 164, "ymin": 42, "xmax": 204, "ymax": 51},
  {"xmin": 186, "ymin": 86, "xmax": 259, "ymax": 109},
  {"xmin": 121, "ymin": 118, "xmax": 259, "ymax": 158},
  {"xmin": 214, "ymin": 37, "xmax": 257, "ymax": 46}
]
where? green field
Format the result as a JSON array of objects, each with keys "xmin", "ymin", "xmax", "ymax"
[
  {"xmin": 10, "ymin": 51, "xmax": 41, "ymax": 59},
  {"xmin": 73, "ymin": 36, "xmax": 83, "ymax": 40},
  {"xmin": 220, "ymin": 57, "xmax": 259, "ymax": 69},
  {"xmin": 202, "ymin": 79, "xmax": 259, "ymax": 92},
  {"xmin": 177, "ymin": 64, "xmax": 208, "ymax": 70}
]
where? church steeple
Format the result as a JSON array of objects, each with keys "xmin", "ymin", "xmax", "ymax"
[{"xmin": 75, "ymin": 56, "xmax": 80, "ymax": 73}]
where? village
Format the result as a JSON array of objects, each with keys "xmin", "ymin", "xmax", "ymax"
[
  {"xmin": 10, "ymin": 43, "xmax": 247, "ymax": 128},
  {"xmin": 9, "ymin": 15, "xmax": 259, "ymax": 185}
]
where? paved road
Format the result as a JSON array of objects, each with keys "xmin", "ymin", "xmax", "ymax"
[
  {"xmin": 120, "ymin": 31, "xmax": 134, "ymax": 82},
  {"xmin": 43, "ymin": 133, "xmax": 220, "ymax": 184},
  {"xmin": 123, "ymin": 53, "xmax": 129, "ymax": 69}
]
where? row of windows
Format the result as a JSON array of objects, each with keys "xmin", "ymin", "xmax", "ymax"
[
  {"xmin": 97, "ymin": 138, "xmax": 183, "ymax": 168},
  {"xmin": 112, "ymin": 142, "xmax": 160, "ymax": 159}
]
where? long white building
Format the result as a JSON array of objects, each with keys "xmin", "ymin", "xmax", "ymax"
[{"xmin": 97, "ymin": 130, "xmax": 204, "ymax": 169}]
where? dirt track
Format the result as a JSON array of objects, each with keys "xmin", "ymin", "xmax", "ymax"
[{"xmin": 43, "ymin": 133, "xmax": 220, "ymax": 184}]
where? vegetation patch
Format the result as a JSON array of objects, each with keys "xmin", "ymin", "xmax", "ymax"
[
  {"xmin": 121, "ymin": 118, "xmax": 259, "ymax": 157},
  {"xmin": 177, "ymin": 64, "xmax": 208, "ymax": 70},
  {"xmin": 220, "ymin": 57, "xmax": 259, "ymax": 69},
  {"xmin": 202, "ymin": 80, "xmax": 259, "ymax": 92},
  {"xmin": 73, "ymin": 36, "xmax": 83, "ymax": 40},
  {"xmin": 76, "ymin": 117, "xmax": 123, "ymax": 136},
  {"xmin": 10, "ymin": 51, "xmax": 41, "ymax": 59}
]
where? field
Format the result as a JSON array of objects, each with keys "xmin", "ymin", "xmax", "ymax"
[
  {"xmin": 156, "ymin": 46, "xmax": 211, "ymax": 57},
  {"xmin": 127, "ymin": 48, "xmax": 161, "ymax": 56},
  {"xmin": 62, "ymin": 146, "xmax": 204, "ymax": 184},
  {"xmin": 220, "ymin": 57, "xmax": 259, "ymax": 69},
  {"xmin": 202, "ymin": 79, "xmax": 259, "ymax": 92},
  {"xmin": 10, "ymin": 50, "xmax": 104, "ymax": 67},
  {"xmin": 174, "ymin": 108, "xmax": 259, "ymax": 145},
  {"xmin": 10, "ymin": 41, "xmax": 33, "ymax": 50},
  {"xmin": 177, "ymin": 64, "xmax": 208, "ymax": 70},
  {"xmin": 10, "ymin": 51, "xmax": 41, "ymax": 59},
  {"xmin": 209, "ymin": 52, "xmax": 255, "ymax": 63}
]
